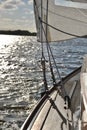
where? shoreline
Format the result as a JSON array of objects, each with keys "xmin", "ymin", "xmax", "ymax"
[{"xmin": 0, "ymin": 30, "xmax": 36, "ymax": 36}]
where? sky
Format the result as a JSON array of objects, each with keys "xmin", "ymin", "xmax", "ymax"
[
  {"xmin": 0, "ymin": 0, "xmax": 36, "ymax": 32},
  {"xmin": 0, "ymin": 0, "xmax": 87, "ymax": 32},
  {"xmin": 55, "ymin": 0, "xmax": 87, "ymax": 9}
]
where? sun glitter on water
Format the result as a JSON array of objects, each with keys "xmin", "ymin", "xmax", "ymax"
[{"xmin": 0, "ymin": 35, "xmax": 21, "ymax": 47}]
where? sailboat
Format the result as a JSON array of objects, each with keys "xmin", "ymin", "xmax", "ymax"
[{"xmin": 21, "ymin": 0, "xmax": 87, "ymax": 130}]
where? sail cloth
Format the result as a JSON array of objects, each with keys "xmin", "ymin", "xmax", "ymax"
[{"xmin": 34, "ymin": 0, "xmax": 87, "ymax": 42}]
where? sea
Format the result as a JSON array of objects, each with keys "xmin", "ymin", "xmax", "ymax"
[{"xmin": 0, "ymin": 35, "xmax": 87, "ymax": 130}]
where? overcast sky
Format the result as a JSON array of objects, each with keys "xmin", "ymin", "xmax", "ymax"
[{"xmin": 0, "ymin": 0, "xmax": 36, "ymax": 32}]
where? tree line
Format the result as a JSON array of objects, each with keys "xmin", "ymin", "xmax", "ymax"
[{"xmin": 0, "ymin": 30, "xmax": 36, "ymax": 36}]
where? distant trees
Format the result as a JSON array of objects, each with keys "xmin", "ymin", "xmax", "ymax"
[{"xmin": 0, "ymin": 30, "xmax": 36, "ymax": 36}]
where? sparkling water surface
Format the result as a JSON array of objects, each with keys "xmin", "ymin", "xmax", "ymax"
[{"xmin": 0, "ymin": 35, "xmax": 87, "ymax": 130}]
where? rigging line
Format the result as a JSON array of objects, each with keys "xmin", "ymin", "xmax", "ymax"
[
  {"xmin": 39, "ymin": 17, "xmax": 67, "ymax": 96},
  {"xmin": 34, "ymin": 0, "xmax": 67, "ymax": 96},
  {"xmin": 41, "ymin": 0, "xmax": 44, "ymax": 57},
  {"xmin": 34, "ymin": 0, "xmax": 43, "ymax": 57},
  {"xmin": 47, "ymin": 43, "xmax": 67, "ymax": 97},
  {"xmin": 41, "ymin": 6, "xmax": 87, "ymax": 25},
  {"xmin": 41, "ymin": 20, "xmax": 87, "ymax": 38},
  {"xmin": 39, "ymin": 25, "xmax": 62, "ymax": 86},
  {"xmin": 46, "ymin": 0, "xmax": 48, "ymax": 41},
  {"xmin": 34, "ymin": 0, "xmax": 48, "ymax": 90},
  {"xmin": 34, "ymin": 0, "xmax": 63, "ymax": 83},
  {"xmin": 41, "ymin": 0, "xmax": 48, "ymax": 91},
  {"xmin": 33, "ymin": 0, "xmax": 42, "ymax": 9},
  {"xmin": 45, "ymin": 0, "xmax": 56, "ymax": 84},
  {"xmin": 34, "ymin": 0, "xmax": 56, "ymax": 85}
]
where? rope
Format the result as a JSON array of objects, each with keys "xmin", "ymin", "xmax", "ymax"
[
  {"xmin": 41, "ymin": 0, "xmax": 48, "ymax": 91},
  {"xmin": 41, "ymin": 19, "xmax": 87, "ymax": 38},
  {"xmin": 39, "ymin": 16, "xmax": 67, "ymax": 97},
  {"xmin": 34, "ymin": 0, "xmax": 69, "ymax": 98},
  {"xmin": 41, "ymin": 0, "xmax": 44, "ymax": 57},
  {"xmin": 34, "ymin": 0, "xmax": 48, "ymax": 91},
  {"xmin": 34, "ymin": 0, "xmax": 57, "ymax": 89},
  {"xmin": 45, "ymin": 0, "xmax": 56, "ymax": 85}
]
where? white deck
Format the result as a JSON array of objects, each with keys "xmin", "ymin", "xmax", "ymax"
[
  {"xmin": 30, "ymin": 70, "xmax": 81, "ymax": 130},
  {"xmin": 80, "ymin": 55, "xmax": 87, "ymax": 129}
]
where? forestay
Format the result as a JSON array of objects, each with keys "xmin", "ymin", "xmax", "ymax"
[{"xmin": 34, "ymin": 0, "xmax": 87, "ymax": 42}]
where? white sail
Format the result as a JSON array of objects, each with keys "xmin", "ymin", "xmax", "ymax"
[{"xmin": 34, "ymin": 0, "xmax": 87, "ymax": 42}]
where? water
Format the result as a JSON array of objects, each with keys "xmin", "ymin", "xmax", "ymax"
[{"xmin": 0, "ymin": 35, "xmax": 87, "ymax": 130}]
